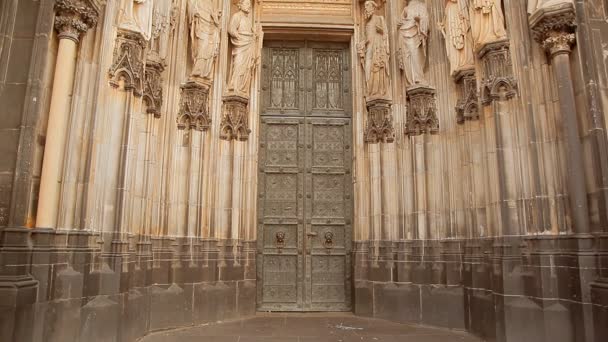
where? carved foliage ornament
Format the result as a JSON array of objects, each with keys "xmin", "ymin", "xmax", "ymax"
[
  {"xmin": 177, "ymin": 81, "xmax": 211, "ymax": 131},
  {"xmin": 529, "ymin": 2, "xmax": 577, "ymax": 57},
  {"xmin": 405, "ymin": 85, "xmax": 439, "ymax": 136},
  {"xmin": 54, "ymin": 0, "xmax": 98, "ymax": 42},
  {"xmin": 220, "ymin": 95, "xmax": 251, "ymax": 141},
  {"xmin": 109, "ymin": 30, "xmax": 147, "ymax": 96},
  {"xmin": 478, "ymin": 40, "xmax": 517, "ymax": 105},
  {"xmin": 364, "ymin": 99, "xmax": 395, "ymax": 143}
]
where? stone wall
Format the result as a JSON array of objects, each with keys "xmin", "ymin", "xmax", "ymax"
[
  {"xmin": 1, "ymin": 227, "xmax": 255, "ymax": 342},
  {"xmin": 1, "ymin": 1, "xmax": 608, "ymax": 342},
  {"xmin": 353, "ymin": 235, "xmax": 608, "ymax": 342}
]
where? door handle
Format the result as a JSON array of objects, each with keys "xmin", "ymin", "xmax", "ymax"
[{"xmin": 306, "ymin": 232, "xmax": 318, "ymax": 237}]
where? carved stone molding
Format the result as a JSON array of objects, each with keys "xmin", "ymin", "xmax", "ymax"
[
  {"xmin": 364, "ymin": 99, "xmax": 395, "ymax": 144},
  {"xmin": 177, "ymin": 81, "xmax": 211, "ymax": 132},
  {"xmin": 478, "ymin": 39, "xmax": 518, "ymax": 105},
  {"xmin": 405, "ymin": 85, "xmax": 439, "ymax": 136},
  {"xmin": 143, "ymin": 59, "xmax": 165, "ymax": 118},
  {"xmin": 454, "ymin": 68, "xmax": 479, "ymax": 124},
  {"xmin": 54, "ymin": 0, "xmax": 98, "ymax": 42},
  {"xmin": 109, "ymin": 30, "xmax": 147, "ymax": 96},
  {"xmin": 220, "ymin": 95, "xmax": 251, "ymax": 141},
  {"xmin": 529, "ymin": 2, "xmax": 577, "ymax": 57}
]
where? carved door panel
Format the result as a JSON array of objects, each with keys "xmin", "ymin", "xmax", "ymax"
[
  {"xmin": 261, "ymin": 41, "xmax": 307, "ymax": 117},
  {"xmin": 308, "ymin": 43, "xmax": 352, "ymax": 118},
  {"xmin": 257, "ymin": 117, "xmax": 305, "ymax": 311},
  {"xmin": 304, "ymin": 118, "xmax": 352, "ymax": 311},
  {"xmin": 258, "ymin": 41, "xmax": 351, "ymax": 312}
]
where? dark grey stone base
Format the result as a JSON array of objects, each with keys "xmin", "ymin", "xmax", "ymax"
[
  {"xmin": 352, "ymin": 235, "xmax": 608, "ymax": 342},
  {"xmin": 0, "ymin": 228, "xmax": 257, "ymax": 342},
  {"xmin": 2, "ymin": 228, "xmax": 607, "ymax": 342}
]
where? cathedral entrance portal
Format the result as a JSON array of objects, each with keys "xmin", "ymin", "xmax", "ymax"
[{"xmin": 256, "ymin": 41, "xmax": 353, "ymax": 311}]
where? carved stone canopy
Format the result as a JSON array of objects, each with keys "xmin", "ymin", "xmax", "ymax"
[
  {"xmin": 405, "ymin": 85, "xmax": 439, "ymax": 136},
  {"xmin": 109, "ymin": 30, "xmax": 147, "ymax": 96},
  {"xmin": 143, "ymin": 59, "xmax": 165, "ymax": 118},
  {"xmin": 454, "ymin": 68, "xmax": 479, "ymax": 124},
  {"xmin": 364, "ymin": 98, "xmax": 395, "ymax": 144},
  {"xmin": 478, "ymin": 39, "xmax": 518, "ymax": 105},
  {"xmin": 54, "ymin": 0, "xmax": 99, "ymax": 42},
  {"xmin": 529, "ymin": 2, "xmax": 577, "ymax": 57},
  {"xmin": 177, "ymin": 81, "xmax": 211, "ymax": 132},
  {"xmin": 220, "ymin": 95, "xmax": 251, "ymax": 142}
]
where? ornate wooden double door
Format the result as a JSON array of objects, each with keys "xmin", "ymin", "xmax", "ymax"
[{"xmin": 256, "ymin": 41, "xmax": 353, "ymax": 311}]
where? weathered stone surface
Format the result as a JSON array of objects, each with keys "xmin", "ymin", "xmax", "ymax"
[{"xmin": 1, "ymin": 0, "xmax": 608, "ymax": 341}]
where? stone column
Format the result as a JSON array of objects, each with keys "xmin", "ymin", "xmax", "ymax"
[
  {"xmin": 36, "ymin": 0, "xmax": 97, "ymax": 228},
  {"xmin": 530, "ymin": 3, "xmax": 590, "ymax": 234}
]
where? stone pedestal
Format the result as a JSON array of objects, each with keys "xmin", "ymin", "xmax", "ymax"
[
  {"xmin": 454, "ymin": 68, "xmax": 479, "ymax": 124},
  {"xmin": 405, "ymin": 85, "xmax": 439, "ymax": 136},
  {"xmin": 220, "ymin": 95, "xmax": 251, "ymax": 141},
  {"xmin": 177, "ymin": 81, "xmax": 211, "ymax": 132},
  {"xmin": 364, "ymin": 99, "xmax": 395, "ymax": 144}
]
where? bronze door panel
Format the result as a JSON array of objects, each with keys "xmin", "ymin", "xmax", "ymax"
[
  {"xmin": 257, "ymin": 41, "xmax": 352, "ymax": 312},
  {"xmin": 257, "ymin": 117, "xmax": 304, "ymax": 311},
  {"xmin": 304, "ymin": 118, "xmax": 352, "ymax": 311}
]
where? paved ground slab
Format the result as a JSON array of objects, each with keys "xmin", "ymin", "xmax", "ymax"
[{"xmin": 140, "ymin": 313, "xmax": 482, "ymax": 342}]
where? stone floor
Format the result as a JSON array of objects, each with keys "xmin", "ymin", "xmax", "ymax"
[{"xmin": 140, "ymin": 313, "xmax": 483, "ymax": 342}]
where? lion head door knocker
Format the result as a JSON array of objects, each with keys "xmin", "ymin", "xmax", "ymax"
[
  {"xmin": 323, "ymin": 231, "xmax": 334, "ymax": 250},
  {"xmin": 275, "ymin": 231, "xmax": 286, "ymax": 252}
]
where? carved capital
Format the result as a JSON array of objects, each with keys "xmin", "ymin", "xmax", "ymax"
[
  {"xmin": 529, "ymin": 2, "xmax": 577, "ymax": 58},
  {"xmin": 364, "ymin": 99, "xmax": 395, "ymax": 144},
  {"xmin": 478, "ymin": 39, "xmax": 518, "ymax": 105},
  {"xmin": 220, "ymin": 95, "xmax": 251, "ymax": 141},
  {"xmin": 405, "ymin": 85, "xmax": 439, "ymax": 136},
  {"xmin": 109, "ymin": 30, "xmax": 147, "ymax": 96},
  {"xmin": 454, "ymin": 68, "xmax": 479, "ymax": 124},
  {"xmin": 177, "ymin": 81, "xmax": 211, "ymax": 132},
  {"xmin": 54, "ymin": 0, "xmax": 98, "ymax": 42}
]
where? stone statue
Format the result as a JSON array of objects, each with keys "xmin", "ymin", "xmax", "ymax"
[
  {"xmin": 398, "ymin": 0, "xmax": 429, "ymax": 87},
  {"xmin": 149, "ymin": 1, "xmax": 176, "ymax": 62},
  {"xmin": 187, "ymin": 0, "xmax": 222, "ymax": 82},
  {"xmin": 438, "ymin": 0, "xmax": 475, "ymax": 76},
  {"xmin": 527, "ymin": 0, "xmax": 572, "ymax": 13},
  {"xmin": 469, "ymin": 0, "xmax": 507, "ymax": 48},
  {"xmin": 226, "ymin": 0, "xmax": 257, "ymax": 97},
  {"xmin": 119, "ymin": 0, "xmax": 154, "ymax": 40},
  {"xmin": 358, "ymin": 1, "xmax": 391, "ymax": 101}
]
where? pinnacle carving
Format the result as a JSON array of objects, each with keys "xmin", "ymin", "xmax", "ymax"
[
  {"xmin": 177, "ymin": 81, "xmax": 211, "ymax": 132},
  {"xmin": 220, "ymin": 95, "xmax": 251, "ymax": 141},
  {"xmin": 54, "ymin": 0, "xmax": 98, "ymax": 42},
  {"xmin": 364, "ymin": 99, "xmax": 395, "ymax": 144},
  {"xmin": 405, "ymin": 85, "xmax": 439, "ymax": 136},
  {"xmin": 109, "ymin": 30, "xmax": 147, "ymax": 96},
  {"xmin": 529, "ymin": 2, "xmax": 577, "ymax": 57}
]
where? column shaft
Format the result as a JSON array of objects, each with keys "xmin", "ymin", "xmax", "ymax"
[
  {"xmin": 552, "ymin": 52, "xmax": 590, "ymax": 234},
  {"xmin": 36, "ymin": 38, "xmax": 78, "ymax": 228}
]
